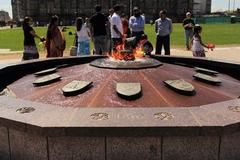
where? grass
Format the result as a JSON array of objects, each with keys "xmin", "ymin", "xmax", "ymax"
[{"xmin": 0, "ymin": 24, "xmax": 240, "ymax": 52}]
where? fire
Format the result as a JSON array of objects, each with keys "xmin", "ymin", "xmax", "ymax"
[{"xmin": 111, "ymin": 39, "xmax": 148, "ymax": 61}]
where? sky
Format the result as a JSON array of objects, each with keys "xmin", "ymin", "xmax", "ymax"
[{"xmin": 0, "ymin": 0, "xmax": 240, "ymax": 18}]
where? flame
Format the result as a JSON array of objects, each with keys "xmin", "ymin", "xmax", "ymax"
[{"xmin": 111, "ymin": 39, "xmax": 147, "ymax": 61}]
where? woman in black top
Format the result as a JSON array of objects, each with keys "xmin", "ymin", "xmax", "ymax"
[{"xmin": 22, "ymin": 17, "xmax": 44, "ymax": 60}]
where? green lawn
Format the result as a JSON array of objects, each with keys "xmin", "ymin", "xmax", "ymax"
[{"xmin": 0, "ymin": 24, "xmax": 240, "ymax": 52}]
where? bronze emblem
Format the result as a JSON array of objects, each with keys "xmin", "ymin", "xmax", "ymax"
[
  {"xmin": 228, "ymin": 106, "xmax": 240, "ymax": 112},
  {"xmin": 16, "ymin": 107, "xmax": 35, "ymax": 114},
  {"xmin": 90, "ymin": 113, "xmax": 109, "ymax": 121},
  {"xmin": 154, "ymin": 112, "xmax": 174, "ymax": 120}
]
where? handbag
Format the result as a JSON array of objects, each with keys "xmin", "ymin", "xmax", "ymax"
[{"xmin": 70, "ymin": 34, "xmax": 78, "ymax": 56}]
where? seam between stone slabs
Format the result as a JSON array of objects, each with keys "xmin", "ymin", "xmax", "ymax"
[
  {"xmin": 7, "ymin": 128, "xmax": 12, "ymax": 160},
  {"xmin": 217, "ymin": 136, "xmax": 222, "ymax": 160},
  {"xmin": 87, "ymin": 72, "xmax": 113, "ymax": 107},
  {"xmin": 139, "ymin": 71, "xmax": 173, "ymax": 107},
  {"xmin": 105, "ymin": 136, "xmax": 107, "ymax": 160},
  {"xmin": 46, "ymin": 137, "xmax": 50, "ymax": 160},
  {"xmin": 188, "ymin": 109, "xmax": 202, "ymax": 127},
  {"xmin": 161, "ymin": 136, "xmax": 163, "ymax": 160}
]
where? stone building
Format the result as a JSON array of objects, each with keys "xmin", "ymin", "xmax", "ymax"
[
  {"xmin": 12, "ymin": 0, "xmax": 211, "ymax": 25},
  {"xmin": 0, "ymin": 10, "xmax": 11, "ymax": 22}
]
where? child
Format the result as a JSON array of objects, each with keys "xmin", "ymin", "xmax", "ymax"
[
  {"xmin": 191, "ymin": 25, "xmax": 209, "ymax": 57},
  {"xmin": 76, "ymin": 17, "xmax": 91, "ymax": 56}
]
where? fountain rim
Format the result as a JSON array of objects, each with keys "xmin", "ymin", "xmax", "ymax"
[
  {"xmin": 89, "ymin": 57, "xmax": 163, "ymax": 69},
  {"xmin": 0, "ymin": 55, "xmax": 239, "ymax": 137}
]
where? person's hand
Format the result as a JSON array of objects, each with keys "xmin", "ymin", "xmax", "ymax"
[
  {"xmin": 207, "ymin": 43, "xmax": 215, "ymax": 51},
  {"xmin": 188, "ymin": 23, "xmax": 193, "ymax": 28},
  {"xmin": 119, "ymin": 33, "xmax": 124, "ymax": 39},
  {"xmin": 40, "ymin": 37, "xmax": 46, "ymax": 42}
]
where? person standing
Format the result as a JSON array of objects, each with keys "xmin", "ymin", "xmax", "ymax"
[
  {"xmin": 22, "ymin": 17, "xmax": 44, "ymax": 60},
  {"xmin": 46, "ymin": 16, "xmax": 66, "ymax": 58},
  {"xmin": 106, "ymin": 9, "xmax": 114, "ymax": 54},
  {"xmin": 129, "ymin": 7, "xmax": 145, "ymax": 39},
  {"xmin": 76, "ymin": 17, "xmax": 91, "ymax": 56},
  {"xmin": 90, "ymin": 5, "xmax": 109, "ymax": 55},
  {"xmin": 191, "ymin": 25, "xmax": 209, "ymax": 57},
  {"xmin": 121, "ymin": 14, "xmax": 131, "ymax": 38},
  {"xmin": 111, "ymin": 4, "xmax": 124, "ymax": 49},
  {"xmin": 155, "ymin": 10, "xmax": 173, "ymax": 55},
  {"xmin": 183, "ymin": 12, "xmax": 195, "ymax": 50}
]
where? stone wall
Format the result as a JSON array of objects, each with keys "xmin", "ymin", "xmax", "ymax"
[{"xmin": 1, "ymin": 127, "xmax": 240, "ymax": 160}]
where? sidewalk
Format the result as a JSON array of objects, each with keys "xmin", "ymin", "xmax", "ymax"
[
  {"xmin": 0, "ymin": 46, "xmax": 239, "ymax": 65},
  {"xmin": 170, "ymin": 46, "xmax": 240, "ymax": 63}
]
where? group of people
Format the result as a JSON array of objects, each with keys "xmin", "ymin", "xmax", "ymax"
[
  {"xmin": 22, "ymin": 15, "xmax": 66, "ymax": 60},
  {"xmin": 22, "ymin": 5, "xmax": 210, "ymax": 61}
]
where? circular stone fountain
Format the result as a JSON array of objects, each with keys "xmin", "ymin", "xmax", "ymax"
[
  {"xmin": 90, "ymin": 57, "xmax": 162, "ymax": 69},
  {"xmin": 0, "ymin": 55, "xmax": 239, "ymax": 160}
]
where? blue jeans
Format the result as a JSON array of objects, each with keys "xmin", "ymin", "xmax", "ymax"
[
  {"xmin": 185, "ymin": 30, "xmax": 193, "ymax": 49},
  {"xmin": 77, "ymin": 40, "xmax": 90, "ymax": 56}
]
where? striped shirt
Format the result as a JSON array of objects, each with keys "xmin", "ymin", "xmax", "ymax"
[
  {"xmin": 129, "ymin": 15, "xmax": 145, "ymax": 32},
  {"xmin": 155, "ymin": 18, "xmax": 173, "ymax": 36}
]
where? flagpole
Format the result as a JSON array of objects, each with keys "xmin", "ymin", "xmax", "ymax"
[
  {"xmin": 228, "ymin": 0, "xmax": 231, "ymax": 12},
  {"xmin": 233, "ymin": 0, "xmax": 236, "ymax": 12}
]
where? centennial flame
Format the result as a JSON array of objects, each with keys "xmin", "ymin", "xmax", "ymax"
[{"xmin": 111, "ymin": 39, "xmax": 147, "ymax": 61}]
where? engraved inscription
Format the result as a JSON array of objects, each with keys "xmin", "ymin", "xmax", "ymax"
[{"xmin": 117, "ymin": 113, "xmax": 144, "ymax": 120}]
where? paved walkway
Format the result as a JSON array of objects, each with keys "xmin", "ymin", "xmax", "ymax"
[
  {"xmin": 170, "ymin": 46, "xmax": 240, "ymax": 63},
  {"xmin": 0, "ymin": 46, "xmax": 239, "ymax": 66}
]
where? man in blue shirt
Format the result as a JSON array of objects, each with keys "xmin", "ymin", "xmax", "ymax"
[
  {"xmin": 129, "ymin": 7, "xmax": 145, "ymax": 40},
  {"xmin": 155, "ymin": 10, "xmax": 173, "ymax": 55}
]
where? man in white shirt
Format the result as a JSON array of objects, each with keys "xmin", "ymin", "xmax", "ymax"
[{"xmin": 111, "ymin": 4, "xmax": 123, "ymax": 50}]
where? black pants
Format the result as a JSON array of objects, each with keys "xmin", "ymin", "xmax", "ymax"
[
  {"xmin": 112, "ymin": 38, "xmax": 123, "ymax": 52},
  {"xmin": 155, "ymin": 35, "xmax": 170, "ymax": 55},
  {"xmin": 132, "ymin": 31, "xmax": 144, "ymax": 42}
]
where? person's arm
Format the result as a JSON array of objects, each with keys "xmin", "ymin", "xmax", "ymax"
[
  {"xmin": 155, "ymin": 20, "xmax": 158, "ymax": 33},
  {"xmin": 198, "ymin": 35, "xmax": 208, "ymax": 49},
  {"xmin": 106, "ymin": 18, "xmax": 110, "ymax": 32},
  {"xmin": 192, "ymin": 19, "xmax": 195, "ymax": 26},
  {"xmin": 87, "ymin": 27, "xmax": 92, "ymax": 38},
  {"xmin": 89, "ymin": 23, "xmax": 94, "ymax": 41},
  {"xmin": 183, "ymin": 19, "xmax": 190, "ymax": 29},
  {"xmin": 30, "ymin": 30, "xmax": 44, "ymax": 41},
  {"xmin": 112, "ymin": 16, "xmax": 123, "ymax": 38},
  {"xmin": 89, "ymin": 18, "xmax": 94, "ymax": 39},
  {"xmin": 141, "ymin": 16, "xmax": 145, "ymax": 31},
  {"xmin": 169, "ymin": 19, "xmax": 173, "ymax": 34},
  {"xmin": 190, "ymin": 37, "xmax": 193, "ymax": 48},
  {"xmin": 129, "ymin": 17, "xmax": 134, "ymax": 29},
  {"xmin": 113, "ymin": 25, "xmax": 123, "ymax": 38}
]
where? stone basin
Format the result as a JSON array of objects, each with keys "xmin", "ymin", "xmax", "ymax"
[{"xmin": 0, "ymin": 55, "xmax": 239, "ymax": 160}]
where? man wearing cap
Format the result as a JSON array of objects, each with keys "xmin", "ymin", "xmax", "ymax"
[
  {"xmin": 129, "ymin": 7, "xmax": 145, "ymax": 40},
  {"xmin": 183, "ymin": 12, "xmax": 195, "ymax": 50}
]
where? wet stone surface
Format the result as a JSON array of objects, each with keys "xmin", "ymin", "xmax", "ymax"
[{"xmin": 90, "ymin": 58, "xmax": 163, "ymax": 69}]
